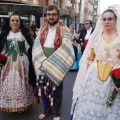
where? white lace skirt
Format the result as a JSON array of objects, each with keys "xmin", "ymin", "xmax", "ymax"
[
  {"xmin": 0, "ymin": 55, "xmax": 39, "ymax": 112},
  {"xmin": 71, "ymin": 61, "xmax": 120, "ymax": 120}
]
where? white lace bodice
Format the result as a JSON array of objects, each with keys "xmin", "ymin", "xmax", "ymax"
[
  {"xmin": 93, "ymin": 35, "xmax": 120, "ymax": 68},
  {"xmin": 2, "ymin": 31, "xmax": 30, "ymax": 54}
]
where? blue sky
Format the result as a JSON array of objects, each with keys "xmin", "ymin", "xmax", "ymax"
[{"xmin": 100, "ymin": 0, "xmax": 120, "ymax": 13}]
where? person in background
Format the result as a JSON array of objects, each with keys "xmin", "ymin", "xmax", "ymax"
[
  {"xmin": 32, "ymin": 5, "xmax": 75, "ymax": 120},
  {"xmin": 0, "ymin": 18, "xmax": 6, "ymax": 34},
  {"xmin": 31, "ymin": 21, "xmax": 37, "ymax": 33},
  {"xmin": 35, "ymin": 28, "xmax": 39, "ymax": 36},
  {"xmin": 25, "ymin": 22, "xmax": 31, "ymax": 35},
  {"xmin": 30, "ymin": 30, "xmax": 34, "ymax": 42},
  {"xmin": 59, "ymin": 19, "xmax": 64, "ymax": 24},
  {"xmin": 0, "ymin": 13, "xmax": 39, "ymax": 112},
  {"xmin": 79, "ymin": 20, "xmax": 94, "ymax": 54},
  {"xmin": 77, "ymin": 27, "xmax": 83, "ymax": 39},
  {"xmin": 70, "ymin": 7, "xmax": 120, "ymax": 120},
  {"xmin": 69, "ymin": 24, "xmax": 79, "ymax": 60},
  {"xmin": 30, "ymin": 30, "xmax": 36, "ymax": 43}
]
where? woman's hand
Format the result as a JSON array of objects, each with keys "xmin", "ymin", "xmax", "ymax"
[
  {"xmin": 114, "ymin": 85, "xmax": 120, "ymax": 92},
  {"xmin": 72, "ymin": 41, "xmax": 78, "ymax": 47}
]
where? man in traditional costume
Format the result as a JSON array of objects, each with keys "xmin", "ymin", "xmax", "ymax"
[{"xmin": 32, "ymin": 5, "xmax": 75, "ymax": 120}]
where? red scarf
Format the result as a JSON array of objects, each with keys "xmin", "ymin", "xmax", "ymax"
[{"xmin": 40, "ymin": 22, "xmax": 63, "ymax": 50}]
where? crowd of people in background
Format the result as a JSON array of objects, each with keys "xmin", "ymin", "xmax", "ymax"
[
  {"xmin": 0, "ymin": 18, "xmax": 6, "ymax": 34},
  {"xmin": 25, "ymin": 21, "xmax": 38, "ymax": 43},
  {"xmin": 0, "ymin": 16, "xmax": 95, "ymax": 55}
]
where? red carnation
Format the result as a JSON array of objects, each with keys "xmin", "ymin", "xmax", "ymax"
[
  {"xmin": 0, "ymin": 54, "xmax": 7, "ymax": 60},
  {"xmin": 112, "ymin": 68, "xmax": 120, "ymax": 77}
]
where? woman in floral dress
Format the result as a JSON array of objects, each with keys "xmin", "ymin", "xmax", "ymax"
[{"xmin": 0, "ymin": 13, "xmax": 39, "ymax": 112}]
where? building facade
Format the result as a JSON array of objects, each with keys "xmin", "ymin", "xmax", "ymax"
[
  {"xmin": 78, "ymin": 0, "xmax": 100, "ymax": 28},
  {"xmin": 0, "ymin": 0, "xmax": 79, "ymax": 28},
  {"xmin": 112, "ymin": 5, "xmax": 120, "ymax": 14}
]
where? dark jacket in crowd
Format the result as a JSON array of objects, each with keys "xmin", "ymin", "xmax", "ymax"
[{"xmin": 79, "ymin": 27, "xmax": 94, "ymax": 54}]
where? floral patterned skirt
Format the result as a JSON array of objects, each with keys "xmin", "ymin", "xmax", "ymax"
[{"xmin": 0, "ymin": 55, "xmax": 39, "ymax": 112}]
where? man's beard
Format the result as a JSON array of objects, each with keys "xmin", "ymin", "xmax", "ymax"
[{"xmin": 47, "ymin": 19, "xmax": 59, "ymax": 26}]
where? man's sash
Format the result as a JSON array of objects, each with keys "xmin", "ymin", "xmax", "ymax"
[
  {"xmin": 83, "ymin": 39, "xmax": 88, "ymax": 48},
  {"xmin": 32, "ymin": 36, "xmax": 75, "ymax": 86}
]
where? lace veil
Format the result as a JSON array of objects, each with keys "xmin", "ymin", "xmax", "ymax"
[{"xmin": 72, "ymin": 7, "xmax": 120, "ymax": 103}]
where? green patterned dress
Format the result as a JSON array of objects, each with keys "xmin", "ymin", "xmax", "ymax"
[{"xmin": 0, "ymin": 31, "xmax": 39, "ymax": 112}]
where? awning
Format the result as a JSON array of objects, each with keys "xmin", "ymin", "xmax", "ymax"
[
  {"xmin": 0, "ymin": 3, "xmax": 78, "ymax": 18},
  {"xmin": 0, "ymin": 3, "xmax": 45, "ymax": 15}
]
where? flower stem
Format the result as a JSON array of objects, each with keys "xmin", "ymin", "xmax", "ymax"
[{"xmin": 107, "ymin": 89, "xmax": 118, "ymax": 106}]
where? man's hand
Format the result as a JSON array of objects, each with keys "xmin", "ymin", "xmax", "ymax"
[
  {"xmin": 81, "ymin": 42, "xmax": 83, "ymax": 46},
  {"xmin": 0, "ymin": 65, "xmax": 2, "ymax": 73}
]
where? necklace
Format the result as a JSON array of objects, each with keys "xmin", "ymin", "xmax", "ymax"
[
  {"xmin": 102, "ymin": 31, "xmax": 116, "ymax": 44},
  {"xmin": 107, "ymin": 35, "xmax": 113, "ymax": 44}
]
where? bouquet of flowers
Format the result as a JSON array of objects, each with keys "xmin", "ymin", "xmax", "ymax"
[
  {"xmin": 0, "ymin": 54, "xmax": 7, "ymax": 65},
  {"xmin": 107, "ymin": 68, "xmax": 120, "ymax": 106}
]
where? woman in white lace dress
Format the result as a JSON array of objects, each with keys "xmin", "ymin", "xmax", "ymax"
[
  {"xmin": 0, "ymin": 13, "xmax": 39, "ymax": 112},
  {"xmin": 70, "ymin": 7, "xmax": 120, "ymax": 120}
]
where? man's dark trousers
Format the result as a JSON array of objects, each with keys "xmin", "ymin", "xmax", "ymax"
[{"xmin": 43, "ymin": 82, "xmax": 63, "ymax": 117}]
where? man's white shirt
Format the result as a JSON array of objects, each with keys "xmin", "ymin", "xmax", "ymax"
[
  {"xmin": 44, "ymin": 25, "xmax": 57, "ymax": 48},
  {"xmin": 85, "ymin": 27, "xmax": 92, "ymax": 40}
]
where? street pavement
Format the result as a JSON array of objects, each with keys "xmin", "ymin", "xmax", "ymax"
[{"xmin": 0, "ymin": 71, "xmax": 77, "ymax": 120}]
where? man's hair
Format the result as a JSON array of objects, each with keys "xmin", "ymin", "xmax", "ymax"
[
  {"xmin": 85, "ymin": 20, "xmax": 92, "ymax": 25},
  {"xmin": 46, "ymin": 5, "xmax": 59, "ymax": 15}
]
